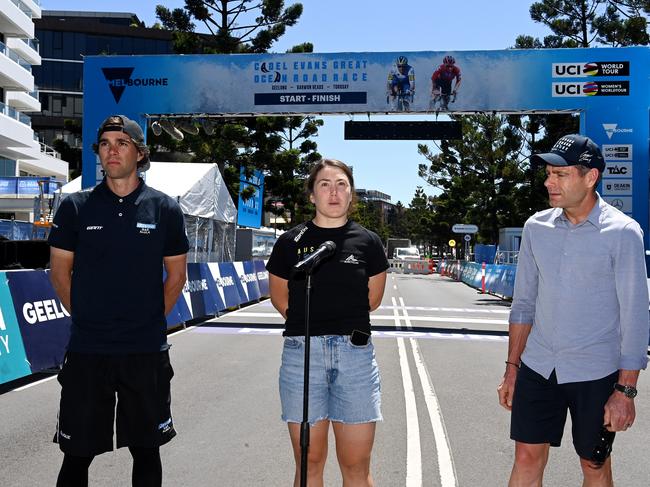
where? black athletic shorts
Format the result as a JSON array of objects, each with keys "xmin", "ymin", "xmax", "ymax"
[
  {"xmin": 511, "ymin": 362, "xmax": 617, "ymax": 459},
  {"xmin": 434, "ymin": 78, "xmax": 452, "ymax": 95},
  {"xmin": 54, "ymin": 350, "xmax": 176, "ymax": 456}
]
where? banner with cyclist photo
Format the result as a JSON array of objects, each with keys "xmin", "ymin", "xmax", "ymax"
[
  {"xmin": 82, "ymin": 47, "xmax": 649, "ymax": 246},
  {"xmin": 84, "ymin": 47, "xmax": 647, "ymax": 118}
]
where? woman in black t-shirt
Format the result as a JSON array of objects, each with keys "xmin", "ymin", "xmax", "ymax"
[{"xmin": 266, "ymin": 159, "xmax": 388, "ymax": 486}]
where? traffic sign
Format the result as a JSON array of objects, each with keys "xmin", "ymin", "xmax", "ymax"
[
  {"xmin": 452, "ymin": 224, "xmax": 478, "ymax": 234},
  {"xmin": 464, "ymin": 234, "xmax": 471, "ymax": 242},
  {"xmin": 448, "ymin": 239, "xmax": 456, "ymax": 247}
]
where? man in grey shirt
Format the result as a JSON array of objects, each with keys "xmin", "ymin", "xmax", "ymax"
[{"xmin": 497, "ymin": 134, "xmax": 648, "ymax": 487}]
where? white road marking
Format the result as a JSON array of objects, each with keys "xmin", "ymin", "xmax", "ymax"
[
  {"xmin": 11, "ymin": 375, "xmax": 58, "ymax": 391},
  {"xmin": 394, "ymin": 297, "xmax": 421, "ymax": 485},
  {"xmin": 168, "ymin": 325, "xmax": 197, "ymax": 336},
  {"xmin": 379, "ymin": 305, "xmax": 510, "ymax": 315},
  {"xmin": 397, "ymin": 336, "xmax": 422, "ymax": 485},
  {"xmin": 226, "ymin": 312, "xmax": 508, "ymax": 325},
  {"xmin": 399, "ymin": 297, "xmax": 458, "ymax": 486},
  {"xmin": 391, "ymin": 296, "xmax": 401, "ymax": 328},
  {"xmin": 372, "ymin": 315, "xmax": 508, "ymax": 325},
  {"xmin": 411, "ymin": 340, "xmax": 458, "ymax": 486}
]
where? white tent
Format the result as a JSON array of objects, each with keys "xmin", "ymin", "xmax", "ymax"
[{"xmin": 59, "ymin": 162, "xmax": 237, "ymax": 262}]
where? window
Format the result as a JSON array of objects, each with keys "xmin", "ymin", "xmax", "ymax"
[{"xmin": 0, "ymin": 159, "xmax": 16, "ymax": 177}]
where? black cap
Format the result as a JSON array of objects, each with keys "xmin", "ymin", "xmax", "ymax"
[
  {"xmin": 530, "ymin": 134, "xmax": 605, "ymax": 173},
  {"xmin": 95, "ymin": 115, "xmax": 150, "ymax": 171}
]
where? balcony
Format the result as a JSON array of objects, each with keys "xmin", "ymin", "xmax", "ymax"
[
  {"xmin": 16, "ymin": 146, "xmax": 69, "ymax": 180},
  {"xmin": 0, "ymin": 40, "xmax": 33, "ymax": 91},
  {"xmin": 6, "ymin": 89, "xmax": 41, "ymax": 112},
  {"xmin": 19, "ymin": 0, "xmax": 41, "ymax": 19},
  {"xmin": 0, "ymin": 102, "xmax": 35, "ymax": 159},
  {"xmin": 0, "ymin": 0, "xmax": 35, "ymax": 37},
  {"xmin": 6, "ymin": 37, "xmax": 40, "ymax": 66}
]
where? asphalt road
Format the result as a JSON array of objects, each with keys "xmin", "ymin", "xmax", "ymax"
[{"xmin": 2, "ymin": 273, "xmax": 650, "ymax": 486}]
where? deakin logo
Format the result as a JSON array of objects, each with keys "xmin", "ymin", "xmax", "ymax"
[{"xmin": 102, "ymin": 67, "xmax": 135, "ymax": 103}]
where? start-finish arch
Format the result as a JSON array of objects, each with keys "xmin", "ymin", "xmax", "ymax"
[{"xmin": 82, "ymin": 47, "xmax": 650, "ymax": 254}]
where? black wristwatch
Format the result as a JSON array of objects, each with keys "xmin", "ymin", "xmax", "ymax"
[{"xmin": 614, "ymin": 383, "xmax": 638, "ymax": 399}]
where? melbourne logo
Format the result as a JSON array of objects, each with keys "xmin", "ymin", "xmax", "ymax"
[
  {"xmin": 602, "ymin": 124, "xmax": 633, "ymax": 140},
  {"xmin": 101, "ymin": 67, "xmax": 169, "ymax": 104}
]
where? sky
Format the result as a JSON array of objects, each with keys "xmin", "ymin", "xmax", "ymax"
[{"xmin": 45, "ymin": 0, "xmax": 550, "ymax": 205}]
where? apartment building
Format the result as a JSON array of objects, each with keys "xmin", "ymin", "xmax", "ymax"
[{"xmin": 0, "ymin": 0, "xmax": 68, "ymax": 221}]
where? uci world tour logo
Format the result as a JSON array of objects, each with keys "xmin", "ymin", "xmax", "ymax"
[{"xmin": 102, "ymin": 67, "xmax": 169, "ymax": 104}]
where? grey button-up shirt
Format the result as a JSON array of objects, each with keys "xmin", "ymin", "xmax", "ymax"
[{"xmin": 509, "ymin": 195, "xmax": 649, "ymax": 384}]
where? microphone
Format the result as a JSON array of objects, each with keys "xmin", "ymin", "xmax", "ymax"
[{"xmin": 293, "ymin": 241, "xmax": 336, "ymax": 272}]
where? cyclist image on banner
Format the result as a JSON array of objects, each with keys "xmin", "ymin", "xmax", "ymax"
[
  {"xmin": 430, "ymin": 55, "xmax": 461, "ymax": 111},
  {"xmin": 386, "ymin": 56, "xmax": 415, "ymax": 112}
]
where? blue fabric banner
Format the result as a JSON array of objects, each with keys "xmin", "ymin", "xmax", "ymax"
[
  {"xmin": 209, "ymin": 262, "xmax": 244, "ymax": 309},
  {"xmin": 240, "ymin": 261, "xmax": 261, "ymax": 302},
  {"xmin": 218, "ymin": 262, "xmax": 249, "ymax": 306},
  {"xmin": 237, "ymin": 168, "xmax": 265, "ymax": 229},
  {"xmin": 254, "ymin": 260, "xmax": 269, "ymax": 297},
  {"xmin": 0, "ymin": 272, "xmax": 31, "ymax": 384},
  {"xmin": 181, "ymin": 263, "xmax": 225, "ymax": 320},
  {"xmin": 7, "ymin": 270, "xmax": 71, "ymax": 373}
]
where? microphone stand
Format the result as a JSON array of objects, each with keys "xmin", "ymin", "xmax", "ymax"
[{"xmin": 300, "ymin": 269, "xmax": 313, "ymax": 487}]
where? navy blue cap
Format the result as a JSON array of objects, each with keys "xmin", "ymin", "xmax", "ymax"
[{"xmin": 531, "ymin": 134, "xmax": 605, "ymax": 173}]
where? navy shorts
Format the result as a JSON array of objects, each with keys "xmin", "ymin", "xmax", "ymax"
[
  {"xmin": 54, "ymin": 351, "xmax": 176, "ymax": 456},
  {"xmin": 511, "ymin": 362, "xmax": 618, "ymax": 459}
]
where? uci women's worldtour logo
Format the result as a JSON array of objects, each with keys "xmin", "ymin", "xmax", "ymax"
[
  {"xmin": 552, "ymin": 81, "xmax": 629, "ymax": 97},
  {"xmin": 101, "ymin": 67, "xmax": 169, "ymax": 104}
]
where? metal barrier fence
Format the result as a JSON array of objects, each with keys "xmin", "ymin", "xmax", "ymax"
[
  {"xmin": 388, "ymin": 259, "xmax": 432, "ymax": 275},
  {"xmin": 439, "ymin": 259, "xmax": 517, "ymax": 299}
]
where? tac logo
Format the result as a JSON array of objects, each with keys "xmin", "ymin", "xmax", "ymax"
[
  {"xmin": 101, "ymin": 67, "xmax": 170, "ymax": 104},
  {"xmin": 606, "ymin": 165, "xmax": 628, "ymax": 176},
  {"xmin": 602, "ymin": 124, "xmax": 633, "ymax": 140}
]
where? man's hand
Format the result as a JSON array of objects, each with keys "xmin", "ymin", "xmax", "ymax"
[
  {"xmin": 603, "ymin": 391, "xmax": 635, "ymax": 432},
  {"xmin": 498, "ymin": 365, "xmax": 518, "ymax": 411}
]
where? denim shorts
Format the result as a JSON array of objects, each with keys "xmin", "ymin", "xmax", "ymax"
[{"xmin": 279, "ymin": 335, "xmax": 382, "ymax": 425}]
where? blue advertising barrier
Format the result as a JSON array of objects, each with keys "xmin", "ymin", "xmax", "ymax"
[
  {"xmin": 0, "ymin": 272, "xmax": 31, "ymax": 383},
  {"xmin": 180, "ymin": 263, "xmax": 226, "ymax": 321},
  {"xmin": 254, "ymin": 260, "xmax": 269, "ymax": 297},
  {"xmin": 209, "ymin": 262, "xmax": 245, "ymax": 309},
  {"xmin": 235, "ymin": 261, "xmax": 261, "ymax": 303},
  {"xmin": 443, "ymin": 261, "xmax": 517, "ymax": 299},
  {"xmin": 0, "ymin": 260, "xmax": 272, "ymax": 385},
  {"xmin": 7, "ymin": 270, "xmax": 70, "ymax": 373}
]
